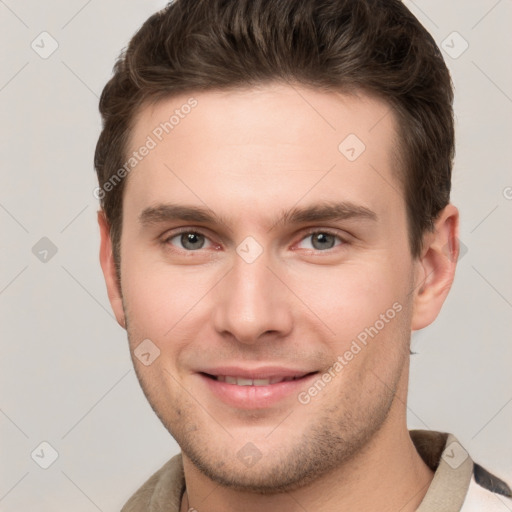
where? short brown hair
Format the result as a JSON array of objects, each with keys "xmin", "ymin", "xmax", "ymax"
[{"xmin": 95, "ymin": 0, "xmax": 454, "ymax": 270}]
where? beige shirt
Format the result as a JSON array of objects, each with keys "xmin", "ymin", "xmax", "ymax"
[{"xmin": 121, "ymin": 430, "xmax": 511, "ymax": 511}]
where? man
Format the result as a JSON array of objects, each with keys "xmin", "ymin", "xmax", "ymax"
[{"xmin": 94, "ymin": 0, "xmax": 511, "ymax": 510}]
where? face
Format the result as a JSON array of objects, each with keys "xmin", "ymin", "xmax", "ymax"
[{"xmin": 109, "ymin": 84, "xmax": 426, "ymax": 491}]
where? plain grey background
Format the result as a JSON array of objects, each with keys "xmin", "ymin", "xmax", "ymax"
[{"xmin": 1, "ymin": 0, "xmax": 511, "ymax": 510}]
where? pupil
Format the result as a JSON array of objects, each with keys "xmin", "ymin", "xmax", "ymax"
[
  {"xmin": 182, "ymin": 233, "xmax": 204, "ymax": 249},
  {"xmin": 313, "ymin": 233, "xmax": 334, "ymax": 250}
]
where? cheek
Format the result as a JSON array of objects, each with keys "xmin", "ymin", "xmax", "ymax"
[
  {"xmin": 122, "ymin": 273, "xmax": 172, "ymax": 337},
  {"xmin": 120, "ymin": 254, "xmax": 219, "ymax": 343},
  {"xmin": 284, "ymin": 257, "xmax": 408, "ymax": 340}
]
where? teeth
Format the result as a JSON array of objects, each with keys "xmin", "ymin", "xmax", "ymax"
[
  {"xmin": 214, "ymin": 375, "xmax": 301, "ymax": 386},
  {"xmin": 236, "ymin": 377, "xmax": 253, "ymax": 386},
  {"xmin": 253, "ymin": 379, "xmax": 271, "ymax": 386}
]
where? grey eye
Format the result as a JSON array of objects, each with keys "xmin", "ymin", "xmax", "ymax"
[
  {"xmin": 297, "ymin": 232, "xmax": 341, "ymax": 251},
  {"xmin": 310, "ymin": 232, "xmax": 336, "ymax": 250},
  {"xmin": 180, "ymin": 232, "xmax": 206, "ymax": 250}
]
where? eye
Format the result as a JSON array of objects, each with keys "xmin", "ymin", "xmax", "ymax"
[
  {"xmin": 297, "ymin": 231, "xmax": 344, "ymax": 251},
  {"xmin": 165, "ymin": 231, "xmax": 213, "ymax": 251}
]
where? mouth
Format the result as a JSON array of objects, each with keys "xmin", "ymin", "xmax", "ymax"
[
  {"xmin": 197, "ymin": 368, "xmax": 320, "ymax": 409},
  {"xmin": 200, "ymin": 373, "xmax": 314, "ymax": 386}
]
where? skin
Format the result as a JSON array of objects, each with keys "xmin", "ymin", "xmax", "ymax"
[{"xmin": 99, "ymin": 83, "xmax": 459, "ymax": 512}]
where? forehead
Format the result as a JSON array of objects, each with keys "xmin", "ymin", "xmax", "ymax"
[{"xmin": 123, "ymin": 83, "xmax": 403, "ymax": 227}]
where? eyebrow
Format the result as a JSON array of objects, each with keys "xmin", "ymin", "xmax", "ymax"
[
  {"xmin": 139, "ymin": 204, "xmax": 224, "ymax": 226},
  {"xmin": 276, "ymin": 201, "xmax": 378, "ymax": 227},
  {"xmin": 138, "ymin": 201, "xmax": 378, "ymax": 230}
]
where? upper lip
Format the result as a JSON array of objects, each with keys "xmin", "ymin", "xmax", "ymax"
[{"xmin": 198, "ymin": 366, "xmax": 317, "ymax": 380}]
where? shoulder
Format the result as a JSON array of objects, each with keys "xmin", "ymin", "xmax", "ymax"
[
  {"xmin": 410, "ymin": 429, "xmax": 511, "ymax": 512},
  {"xmin": 121, "ymin": 453, "xmax": 185, "ymax": 512},
  {"xmin": 460, "ymin": 463, "xmax": 512, "ymax": 512}
]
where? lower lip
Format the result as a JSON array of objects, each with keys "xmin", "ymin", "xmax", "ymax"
[{"xmin": 198, "ymin": 373, "xmax": 319, "ymax": 409}]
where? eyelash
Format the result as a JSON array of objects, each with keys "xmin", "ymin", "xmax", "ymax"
[
  {"xmin": 297, "ymin": 228, "xmax": 347, "ymax": 251},
  {"xmin": 161, "ymin": 227, "xmax": 348, "ymax": 252}
]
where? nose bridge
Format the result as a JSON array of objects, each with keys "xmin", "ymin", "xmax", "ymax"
[{"xmin": 212, "ymin": 251, "xmax": 292, "ymax": 343}]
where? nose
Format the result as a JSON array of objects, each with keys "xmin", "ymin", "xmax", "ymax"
[{"xmin": 211, "ymin": 251, "xmax": 294, "ymax": 345}]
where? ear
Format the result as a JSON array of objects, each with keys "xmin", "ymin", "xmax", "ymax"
[
  {"xmin": 411, "ymin": 203, "xmax": 460, "ymax": 331},
  {"xmin": 98, "ymin": 210, "xmax": 126, "ymax": 329}
]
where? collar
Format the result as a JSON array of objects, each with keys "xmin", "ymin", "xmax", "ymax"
[{"xmin": 410, "ymin": 430, "xmax": 473, "ymax": 511}]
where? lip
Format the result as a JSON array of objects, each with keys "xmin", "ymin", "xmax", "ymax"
[{"xmin": 196, "ymin": 366, "xmax": 319, "ymax": 409}]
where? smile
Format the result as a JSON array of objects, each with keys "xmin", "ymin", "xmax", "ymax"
[
  {"xmin": 207, "ymin": 374, "xmax": 307, "ymax": 386},
  {"xmin": 198, "ymin": 370, "xmax": 319, "ymax": 409}
]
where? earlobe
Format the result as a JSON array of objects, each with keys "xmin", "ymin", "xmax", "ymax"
[
  {"xmin": 97, "ymin": 210, "xmax": 126, "ymax": 329},
  {"xmin": 411, "ymin": 204, "xmax": 460, "ymax": 331}
]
